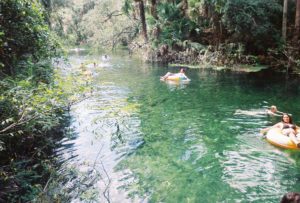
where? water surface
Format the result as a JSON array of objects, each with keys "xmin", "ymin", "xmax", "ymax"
[{"xmin": 53, "ymin": 52, "xmax": 300, "ymax": 202}]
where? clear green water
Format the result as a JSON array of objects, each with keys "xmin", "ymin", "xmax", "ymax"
[{"xmin": 54, "ymin": 52, "xmax": 300, "ymax": 202}]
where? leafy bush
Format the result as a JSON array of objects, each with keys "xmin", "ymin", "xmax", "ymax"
[
  {"xmin": 151, "ymin": 3, "xmax": 197, "ymax": 47},
  {"xmin": 0, "ymin": 0, "xmax": 59, "ymax": 76},
  {"xmin": 222, "ymin": 0, "xmax": 282, "ymax": 54}
]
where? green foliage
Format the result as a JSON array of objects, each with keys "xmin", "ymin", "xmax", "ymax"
[
  {"xmin": 49, "ymin": 0, "xmax": 135, "ymax": 49},
  {"xmin": 208, "ymin": 0, "xmax": 227, "ymax": 14},
  {"xmin": 0, "ymin": 78, "xmax": 63, "ymax": 137},
  {"xmin": 79, "ymin": 0, "xmax": 136, "ymax": 49},
  {"xmin": 0, "ymin": 64, "xmax": 93, "ymax": 201},
  {"xmin": 188, "ymin": 0, "xmax": 226, "ymax": 26},
  {"xmin": 182, "ymin": 40, "xmax": 207, "ymax": 52},
  {"xmin": 0, "ymin": 64, "xmax": 91, "ymax": 138},
  {"xmin": 188, "ymin": 0, "xmax": 204, "ymax": 21},
  {"xmin": 222, "ymin": 0, "xmax": 282, "ymax": 53},
  {"xmin": 0, "ymin": 0, "xmax": 93, "ymax": 202},
  {"xmin": 152, "ymin": 3, "xmax": 197, "ymax": 47},
  {"xmin": 2, "ymin": 160, "xmax": 44, "ymax": 202},
  {"xmin": 0, "ymin": 79, "xmax": 67, "ymax": 201},
  {"xmin": 0, "ymin": 0, "xmax": 59, "ymax": 75},
  {"xmin": 122, "ymin": 0, "xmax": 133, "ymax": 16}
]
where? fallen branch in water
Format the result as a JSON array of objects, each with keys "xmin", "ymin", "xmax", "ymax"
[{"xmin": 101, "ymin": 161, "xmax": 111, "ymax": 203}]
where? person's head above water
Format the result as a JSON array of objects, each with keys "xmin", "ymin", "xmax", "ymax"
[
  {"xmin": 180, "ymin": 68, "xmax": 186, "ymax": 73},
  {"xmin": 270, "ymin": 105, "xmax": 277, "ymax": 113},
  {"xmin": 282, "ymin": 114, "xmax": 293, "ymax": 124}
]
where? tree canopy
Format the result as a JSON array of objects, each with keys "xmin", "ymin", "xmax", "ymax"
[{"xmin": 0, "ymin": 0, "xmax": 59, "ymax": 77}]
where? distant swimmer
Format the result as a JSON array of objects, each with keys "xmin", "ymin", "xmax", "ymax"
[
  {"xmin": 160, "ymin": 68, "xmax": 190, "ymax": 81},
  {"xmin": 234, "ymin": 105, "xmax": 284, "ymax": 117},
  {"xmin": 266, "ymin": 105, "xmax": 284, "ymax": 116},
  {"xmin": 80, "ymin": 63, "xmax": 87, "ymax": 71},
  {"xmin": 102, "ymin": 54, "xmax": 110, "ymax": 61}
]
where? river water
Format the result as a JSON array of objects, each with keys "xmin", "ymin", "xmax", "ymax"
[{"xmin": 52, "ymin": 52, "xmax": 300, "ymax": 202}]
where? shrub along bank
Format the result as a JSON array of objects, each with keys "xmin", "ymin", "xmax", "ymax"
[{"xmin": 0, "ymin": 0, "xmax": 77, "ymax": 201}]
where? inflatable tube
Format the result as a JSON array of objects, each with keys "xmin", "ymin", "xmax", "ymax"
[
  {"xmin": 168, "ymin": 75, "xmax": 190, "ymax": 81},
  {"xmin": 160, "ymin": 76, "xmax": 191, "ymax": 82},
  {"xmin": 266, "ymin": 128, "xmax": 300, "ymax": 150}
]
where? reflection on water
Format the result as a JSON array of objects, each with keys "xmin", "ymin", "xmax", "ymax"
[
  {"xmin": 161, "ymin": 80, "xmax": 190, "ymax": 91},
  {"xmin": 51, "ymin": 53, "xmax": 300, "ymax": 202},
  {"xmin": 220, "ymin": 149, "xmax": 292, "ymax": 201}
]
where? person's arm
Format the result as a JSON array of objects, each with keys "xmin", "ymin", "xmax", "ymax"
[
  {"xmin": 260, "ymin": 122, "xmax": 281, "ymax": 134},
  {"xmin": 181, "ymin": 73, "xmax": 190, "ymax": 80},
  {"xmin": 276, "ymin": 110, "xmax": 285, "ymax": 115},
  {"xmin": 161, "ymin": 72, "xmax": 173, "ymax": 80},
  {"xmin": 260, "ymin": 127, "xmax": 269, "ymax": 135},
  {"xmin": 266, "ymin": 109, "xmax": 281, "ymax": 117},
  {"xmin": 269, "ymin": 111, "xmax": 283, "ymax": 117}
]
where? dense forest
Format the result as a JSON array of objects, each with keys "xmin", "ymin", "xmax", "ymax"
[
  {"xmin": 0, "ymin": 0, "xmax": 87, "ymax": 201},
  {"xmin": 0, "ymin": 0, "xmax": 64, "ymax": 201},
  {"xmin": 1, "ymin": 0, "xmax": 300, "ymax": 202},
  {"xmin": 49, "ymin": 0, "xmax": 300, "ymax": 69}
]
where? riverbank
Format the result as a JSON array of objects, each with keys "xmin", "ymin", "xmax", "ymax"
[
  {"xmin": 129, "ymin": 40, "xmax": 300, "ymax": 74},
  {"xmin": 0, "ymin": 59, "xmax": 94, "ymax": 202},
  {"xmin": 0, "ymin": 80, "xmax": 69, "ymax": 202}
]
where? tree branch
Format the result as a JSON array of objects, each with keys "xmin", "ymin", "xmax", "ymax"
[{"xmin": 101, "ymin": 10, "xmax": 123, "ymax": 24}]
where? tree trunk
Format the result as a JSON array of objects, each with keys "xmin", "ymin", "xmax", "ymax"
[
  {"xmin": 182, "ymin": 0, "xmax": 188, "ymax": 17},
  {"xmin": 150, "ymin": 0, "xmax": 158, "ymax": 19},
  {"xmin": 282, "ymin": 0, "xmax": 288, "ymax": 42},
  {"xmin": 295, "ymin": 0, "xmax": 300, "ymax": 43},
  {"xmin": 135, "ymin": 0, "xmax": 148, "ymax": 42},
  {"xmin": 178, "ymin": 0, "xmax": 188, "ymax": 17},
  {"xmin": 149, "ymin": 0, "xmax": 160, "ymax": 40}
]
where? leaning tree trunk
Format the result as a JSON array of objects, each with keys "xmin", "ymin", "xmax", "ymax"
[
  {"xmin": 178, "ymin": 0, "xmax": 188, "ymax": 17},
  {"xmin": 282, "ymin": 0, "xmax": 288, "ymax": 42},
  {"xmin": 149, "ymin": 0, "xmax": 160, "ymax": 40},
  {"xmin": 150, "ymin": 0, "xmax": 158, "ymax": 19},
  {"xmin": 295, "ymin": 0, "xmax": 300, "ymax": 43},
  {"xmin": 135, "ymin": 0, "xmax": 148, "ymax": 42},
  {"xmin": 182, "ymin": 0, "xmax": 188, "ymax": 17}
]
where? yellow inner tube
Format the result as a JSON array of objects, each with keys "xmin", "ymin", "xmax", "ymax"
[
  {"xmin": 165, "ymin": 75, "xmax": 190, "ymax": 81},
  {"xmin": 166, "ymin": 76, "xmax": 182, "ymax": 81},
  {"xmin": 266, "ymin": 128, "xmax": 300, "ymax": 150}
]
